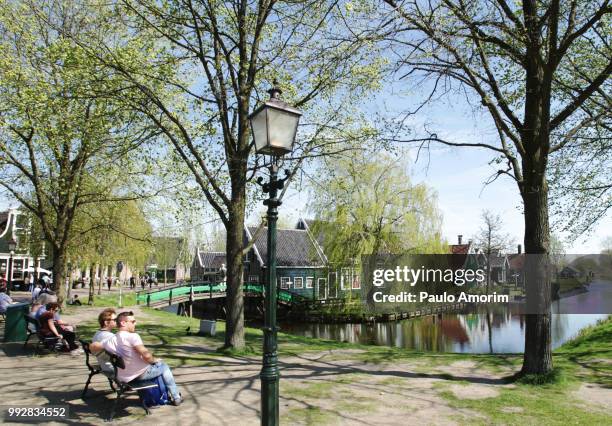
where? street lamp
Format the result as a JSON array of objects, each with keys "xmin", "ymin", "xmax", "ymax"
[
  {"xmin": 7, "ymin": 237, "xmax": 17, "ymax": 295},
  {"xmin": 249, "ymin": 82, "xmax": 301, "ymax": 426}
]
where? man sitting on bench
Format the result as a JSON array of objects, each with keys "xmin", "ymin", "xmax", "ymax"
[
  {"xmin": 92, "ymin": 311, "xmax": 183, "ymax": 406},
  {"xmin": 92, "ymin": 308, "xmax": 117, "ymax": 374}
]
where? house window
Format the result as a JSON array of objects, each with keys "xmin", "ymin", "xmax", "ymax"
[
  {"xmin": 280, "ymin": 277, "xmax": 291, "ymax": 289},
  {"xmin": 306, "ymin": 277, "xmax": 313, "ymax": 288},
  {"xmin": 340, "ymin": 268, "xmax": 352, "ymax": 290},
  {"xmin": 317, "ymin": 278, "xmax": 326, "ymax": 299},
  {"xmin": 248, "ymin": 275, "xmax": 259, "ymax": 283},
  {"xmin": 351, "ymin": 275, "xmax": 361, "ymax": 289},
  {"xmin": 328, "ymin": 273, "xmax": 337, "ymax": 298},
  {"xmin": 294, "ymin": 277, "xmax": 303, "ymax": 289}
]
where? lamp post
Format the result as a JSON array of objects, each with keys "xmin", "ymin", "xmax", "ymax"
[
  {"xmin": 7, "ymin": 237, "xmax": 17, "ymax": 296},
  {"xmin": 249, "ymin": 82, "xmax": 301, "ymax": 426},
  {"xmin": 117, "ymin": 261, "xmax": 124, "ymax": 308}
]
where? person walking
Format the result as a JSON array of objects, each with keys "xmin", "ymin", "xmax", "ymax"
[{"xmin": 107, "ymin": 276, "xmax": 112, "ymax": 292}]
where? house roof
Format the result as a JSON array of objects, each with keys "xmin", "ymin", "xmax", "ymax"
[
  {"xmin": 488, "ymin": 254, "xmax": 508, "ymax": 268},
  {"xmin": 450, "ymin": 244, "xmax": 470, "ymax": 255},
  {"xmin": 247, "ymin": 226, "xmax": 326, "ymax": 267},
  {"xmin": 295, "ymin": 218, "xmax": 328, "ymax": 263},
  {"xmin": 196, "ymin": 250, "xmax": 226, "ymax": 269}
]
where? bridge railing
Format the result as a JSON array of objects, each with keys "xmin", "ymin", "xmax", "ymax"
[{"xmin": 137, "ymin": 281, "xmax": 307, "ymax": 306}]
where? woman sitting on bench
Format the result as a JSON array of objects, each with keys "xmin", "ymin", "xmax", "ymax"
[{"xmin": 39, "ymin": 303, "xmax": 82, "ymax": 355}]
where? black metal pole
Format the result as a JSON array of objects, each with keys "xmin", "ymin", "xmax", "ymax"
[
  {"xmin": 261, "ymin": 163, "xmax": 281, "ymax": 426},
  {"xmin": 7, "ymin": 254, "xmax": 13, "ymax": 296}
]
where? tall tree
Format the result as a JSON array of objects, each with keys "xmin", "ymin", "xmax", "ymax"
[
  {"xmin": 474, "ymin": 210, "xmax": 514, "ymax": 292},
  {"xmin": 69, "ymin": 0, "xmax": 382, "ymax": 348},
  {"xmin": 0, "ymin": 1, "xmax": 154, "ymax": 302},
  {"xmin": 382, "ymin": 0, "xmax": 611, "ymax": 375}
]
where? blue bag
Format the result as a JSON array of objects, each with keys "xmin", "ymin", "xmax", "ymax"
[{"xmin": 138, "ymin": 375, "xmax": 169, "ymax": 407}]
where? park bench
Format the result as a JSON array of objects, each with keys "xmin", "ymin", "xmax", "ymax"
[
  {"xmin": 23, "ymin": 315, "xmax": 61, "ymax": 352},
  {"xmin": 79, "ymin": 339, "xmax": 159, "ymax": 421},
  {"xmin": 107, "ymin": 352, "xmax": 160, "ymax": 421},
  {"xmin": 79, "ymin": 340, "xmax": 116, "ymax": 399}
]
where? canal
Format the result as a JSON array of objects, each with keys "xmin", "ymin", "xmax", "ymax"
[{"xmin": 278, "ymin": 281, "xmax": 612, "ymax": 354}]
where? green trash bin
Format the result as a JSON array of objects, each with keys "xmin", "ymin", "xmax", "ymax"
[{"xmin": 4, "ymin": 302, "xmax": 30, "ymax": 342}]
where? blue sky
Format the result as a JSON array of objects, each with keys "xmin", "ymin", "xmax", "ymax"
[{"xmin": 273, "ymin": 83, "xmax": 611, "ymax": 254}]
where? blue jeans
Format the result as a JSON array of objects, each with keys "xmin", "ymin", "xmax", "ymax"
[{"xmin": 138, "ymin": 362, "xmax": 180, "ymax": 401}]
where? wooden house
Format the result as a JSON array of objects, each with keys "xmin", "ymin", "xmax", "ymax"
[{"xmin": 244, "ymin": 225, "xmax": 329, "ymax": 300}]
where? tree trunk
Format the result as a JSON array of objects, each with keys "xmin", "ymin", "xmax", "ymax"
[
  {"xmin": 224, "ymin": 189, "xmax": 246, "ymax": 350},
  {"xmin": 521, "ymin": 170, "xmax": 553, "ymax": 375},
  {"xmin": 88, "ymin": 264, "xmax": 95, "ymax": 305},
  {"xmin": 52, "ymin": 245, "xmax": 67, "ymax": 305}
]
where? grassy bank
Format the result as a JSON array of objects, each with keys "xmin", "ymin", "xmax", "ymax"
[{"xmin": 436, "ymin": 316, "xmax": 611, "ymax": 425}]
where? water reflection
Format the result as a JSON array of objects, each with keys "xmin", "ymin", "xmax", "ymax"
[{"xmin": 279, "ymin": 287, "xmax": 610, "ymax": 354}]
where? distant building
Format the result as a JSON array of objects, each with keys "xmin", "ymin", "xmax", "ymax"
[
  {"xmin": 448, "ymin": 235, "xmax": 487, "ymax": 278},
  {"xmin": 190, "ymin": 249, "xmax": 226, "ymax": 283},
  {"xmin": 559, "ymin": 266, "xmax": 581, "ymax": 279},
  {"xmin": 488, "ymin": 250, "xmax": 510, "ymax": 284},
  {"xmin": 507, "ymin": 244, "xmax": 525, "ymax": 286},
  {"xmin": 0, "ymin": 209, "xmax": 41, "ymax": 289},
  {"xmin": 148, "ymin": 236, "xmax": 190, "ymax": 282},
  {"xmin": 244, "ymin": 224, "xmax": 329, "ymax": 300},
  {"xmin": 192, "ymin": 218, "xmax": 369, "ymax": 300}
]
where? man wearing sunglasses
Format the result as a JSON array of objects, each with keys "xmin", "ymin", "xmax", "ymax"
[
  {"xmin": 93, "ymin": 311, "xmax": 182, "ymax": 406},
  {"xmin": 92, "ymin": 308, "xmax": 117, "ymax": 373}
]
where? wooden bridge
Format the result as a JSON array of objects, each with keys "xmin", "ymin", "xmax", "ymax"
[{"xmin": 136, "ymin": 282, "xmax": 304, "ymax": 309}]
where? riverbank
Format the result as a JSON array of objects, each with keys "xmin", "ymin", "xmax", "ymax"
[{"xmin": 2, "ymin": 302, "xmax": 610, "ymax": 425}]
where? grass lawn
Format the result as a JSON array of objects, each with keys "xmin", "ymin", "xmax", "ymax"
[
  {"xmin": 74, "ymin": 306, "xmax": 611, "ymax": 425},
  {"xmin": 436, "ymin": 317, "xmax": 612, "ymax": 425}
]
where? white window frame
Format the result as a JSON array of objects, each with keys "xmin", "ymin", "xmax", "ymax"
[
  {"xmin": 280, "ymin": 277, "xmax": 291, "ymax": 289},
  {"xmin": 294, "ymin": 277, "xmax": 303, "ymax": 289},
  {"xmin": 340, "ymin": 268, "xmax": 351, "ymax": 290},
  {"xmin": 317, "ymin": 278, "xmax": 327, "ymax": 299},
  {"xmin": 328, "ymin": 272, "xmax": 337, "ymax": 298},
  {"xmin": 248, "ymin": 275, "xmax": 259, "ymax": 283},
  {"xmin": 306, "ymin": 277, "xmax": 314, "ymax": 289}
]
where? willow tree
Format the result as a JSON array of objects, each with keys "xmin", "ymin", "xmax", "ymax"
[
  {"xmin": 382, "ymin": 0, "xmax": 611, "ymax": 374},
  {"xmin": 309, "ymin": 149, "xmax": 445, "ymax": 265},
  {"xmin": 69, "ymin": 0, "xmax": 383, "ymax": 349}
]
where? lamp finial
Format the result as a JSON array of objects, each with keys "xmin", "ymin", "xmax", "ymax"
[{"xmin": 268, "ymin": 80, "xmax": 282, "ymax": 100}]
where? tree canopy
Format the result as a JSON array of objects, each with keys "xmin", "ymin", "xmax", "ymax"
[{"xmin": 0, "ymin": 0, "xmax": 156, "ymax": 302}]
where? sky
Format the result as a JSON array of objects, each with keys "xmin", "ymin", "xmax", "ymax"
[
  {"xmin": 1, "ymin": 65, "xmax": 608, "ymax": 255},
  {"xmin": 271, "ymin": 82, "xmax": 612, "ymax": 254}
]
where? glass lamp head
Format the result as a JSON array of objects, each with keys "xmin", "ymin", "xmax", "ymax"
[{"xmin": 249, "ymin": 86, "xmax": 302, "ymax": 156}]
